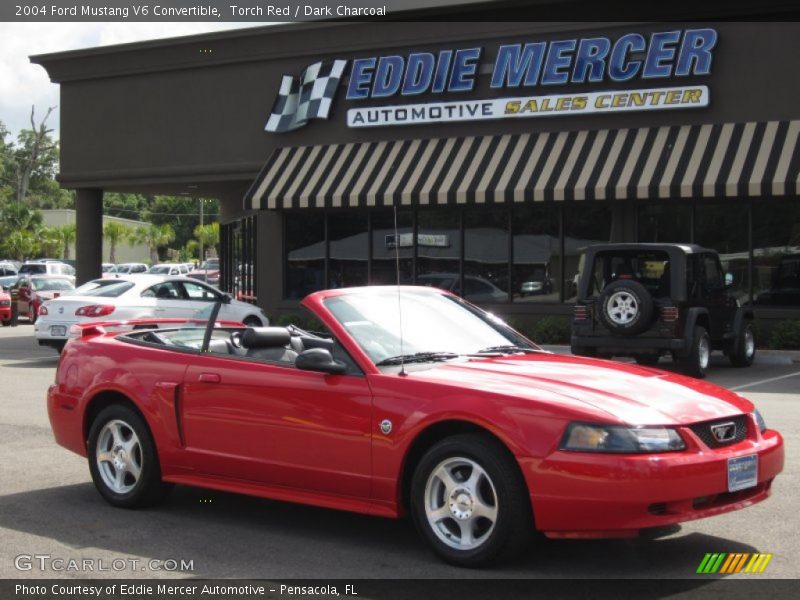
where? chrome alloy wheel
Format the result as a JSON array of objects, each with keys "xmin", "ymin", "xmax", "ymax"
[
  {"xmin": 424, "ymin": 457, "xmax": 498, "ymax": 551},
  {"xmin": 607, "ymin": 291, "xmax": 639, "ymax": 325},
  {"xmin": 698, "ymin": 335, "xmax": 710, "ymax": 370},
  {"xmin": 96, "ymin": 419, "xmax": 143, "ymax": 494}
]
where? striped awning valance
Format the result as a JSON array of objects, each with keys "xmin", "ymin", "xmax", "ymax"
[{"xmin": 244, "ymin": 120, "xmax": 800, "ymax": 210}]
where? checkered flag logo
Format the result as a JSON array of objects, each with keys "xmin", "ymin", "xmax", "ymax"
[{"xmin": 265, "ymin": 60, "xmax": 348, "ymax": 133}]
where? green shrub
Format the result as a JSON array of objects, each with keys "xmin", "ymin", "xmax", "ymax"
[
  {"xmin": 769, "ymin": 320, "xmax": 800, "ymax": 350},
  {"xmin": 532, "ymin": 316, "xmax": 571, "ymax": 345},
  {"xmin": 271, "ymin": 312, "xmax": 324, "ymax": 332}
]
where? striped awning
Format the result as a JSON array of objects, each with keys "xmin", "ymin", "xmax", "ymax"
[{"xmin": 244, "ymin": 120, "xmax": 800, "ymax": 210}]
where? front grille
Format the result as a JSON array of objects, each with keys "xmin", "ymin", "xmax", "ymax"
[{"xmin": 689, "ymin": 415, "xmax": 748, "ymax": 448}]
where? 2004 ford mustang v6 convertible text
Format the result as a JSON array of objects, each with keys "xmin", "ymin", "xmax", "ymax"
[{"xmin": 48, "ymin": 286, "xmax": 784, "ymax": 566}]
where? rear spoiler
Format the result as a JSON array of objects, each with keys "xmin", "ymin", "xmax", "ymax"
[{"xmin": 69, "ymin": 317, "xmax": 244, "ymax": 338}]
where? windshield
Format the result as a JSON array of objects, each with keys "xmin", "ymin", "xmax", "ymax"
[
  {"xmin": 77, "ymin": 281, "xmax": 135, "ymax": 298},
  {"xmin": 149, "ymin": 266, "xmax": 171, "ymax": 274},
  {"xmin": 324, "ymin": 289, "xmax": 532, "ymax": 364},
  {"xmin": 199, "ymin": 260, "xmax": 218, "ymax": 270},
  {"xmin": 19, "ymin": 264, "xmax": 46, "ymax": 275},
  {"xmin": 32, "ymin": 278, "xmax": 74, "ymax": 291}
]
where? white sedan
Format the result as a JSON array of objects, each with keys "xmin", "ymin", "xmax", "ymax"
[{"xmin": 34, "ymin": 275, "xmax": 268, "ymax": 352}]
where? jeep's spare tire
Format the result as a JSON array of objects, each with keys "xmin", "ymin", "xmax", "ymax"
[{"xmin": 598, "ymin": 279, "xmax": 654, "ymax": 336}]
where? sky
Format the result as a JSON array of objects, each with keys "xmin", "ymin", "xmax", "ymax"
[{"xmin": 0, "ymin": 22, "xmax": 262, "ymax": 141}]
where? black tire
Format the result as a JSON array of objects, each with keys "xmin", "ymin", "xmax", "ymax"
[
  {"xmin": 598, "ymin": 279, "xmax": 654, "ymax": 336},
  {"xmin": 410, "ymin": 433, "xmax": 532, "ymax": 567},
  {"xmin": 1, "ymin": 319, "xmax": 10, "ymax": 327},
  {"xmin": 53, "ymin": 341, "xmax": 66, "ymax": 354},
  {"xmin": 634, "ymin": 354, "xmax": 661, "ymax": 366},
  {"xmin": 87, "ymin": 404, "xmax": 171, "ymax": 508},
  {"xmin": 729, "ymin": 322, "xmax": 756, "ymax": 368},
  {"xmin": 679, "ymin": 326, "xmax": 710, "ymax": 379},
  {"xmin": 30, "ymin": 306, "xmax": 37, "ymax": 324},
  {"xmin": 243, "ymin": 316, "xmax": 262, "ymax": 327}
]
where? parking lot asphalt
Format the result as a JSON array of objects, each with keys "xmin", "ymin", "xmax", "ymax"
[{"xmin": 0, "ymin": 322, "xmax": 798, "ymax": 581}]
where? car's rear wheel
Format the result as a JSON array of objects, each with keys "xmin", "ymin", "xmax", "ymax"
[
  {"xmin": 1, "ymin": 319, "xmax": 10, "ymax": 327},
  {"xmin": 87, "ymin": 404, "xmax": 171, "ymax": 508},
  {"xmin": 597, "ymin": 280, "xmax": 654, "ymax": 336},
  {"xmin": 243, "ymin": 316, "xmax": 262, "ymax": 327},
  {"xmin": 410, "ymin": 434, "xmax": 532, "ymax": 567},
  {"xmin": 680, "ymin": 326, "xmax": 710, "ymax": 378},
  {"xmin": 29, "ymin": 306, "xmax": 37, "ymax": 324},
  {"xmin": 729, "ymin": 323, "xmax": 756, "ymax": 368}
]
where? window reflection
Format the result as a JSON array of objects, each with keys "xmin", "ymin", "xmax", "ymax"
[
  {"xmin": 512, "ymin": 205, "xmax": 559, "ymax": 303},
  {"xmin": 371, "ymin": 210, "xmax": 413, "ymax": 285},
  {"xmin": 328, "ymin": 211, "xmax": 368, "ymax": 288},
  {"xmin": 753, "ymin": 202, "xmax": 800, "ymax": 306},
  {"xmin": 464, "ymin": 208, "xmax": 509, "ymax": 304},
  {"xmin": 285, "ymin": 212, "xmax": 325, "ymax": 299},
  {"xmin": 416, "ymin": 208, "xmax": 463, "ymax": 297}
]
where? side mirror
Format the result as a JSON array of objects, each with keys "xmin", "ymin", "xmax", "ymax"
[
  {"xmin": 724, "ymin": 272, "xmax": 734, "ymax": 288},
  {"xmin": 221, "ymin": 293, "xmax": 232, "ymax": 304},
  {"xmin": 295, "ymin": 348, "xmax": 347, "ymax": 375}
]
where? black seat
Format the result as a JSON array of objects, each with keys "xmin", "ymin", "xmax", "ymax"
[{"xmin": 241, "ymin": 327, "xmax": 297, "ymax": 363}]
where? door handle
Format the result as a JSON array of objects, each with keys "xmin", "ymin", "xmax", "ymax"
[{"xmin": 198, "ymin": 373, "xmax": 221, "ymax": 383}]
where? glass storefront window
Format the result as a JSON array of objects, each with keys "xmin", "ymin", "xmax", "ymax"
[
  {"xmin": 416, "ymin": 208, "xmax": 462, "ymax": 297},
  {"xmin": 285, "ymin": 212, "xmax": 325, "ymax": 299},
  {"xmin": 465, "ymin": 208, "xmax": 509, "ymax": 304},
  {"xmin": 638, "ymin": 205, "xmax": 692, "ymax": 244},
  {"xmin": 371, "ymin": 209, "xmax": 413, "ymax": 285},
  {"xmin": 564, "ymin": 205, "xmax": 611, "ymax": 302},
  {"xmin": 328, "ymin": 211, "xmax": 368, "ymax": 289},
  {"xmin": 511, "ymin": 205, "xmax": 558, "ymax": 303},
  {"xmin": 694, "ymin": 203, "xmax": 749, "ymax": 304},
  {"xmin": 753, "ymin": 202, "xmax": 800, "ymax": 306}
]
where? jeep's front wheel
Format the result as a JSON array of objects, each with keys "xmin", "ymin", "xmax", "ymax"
[
  {"xmin": 729, "ymin": 323, "xmax": 756, "ymax": 368},
  {"xmin": 681, "ymin": 326, "xmax": 710, "ymax": 378}
]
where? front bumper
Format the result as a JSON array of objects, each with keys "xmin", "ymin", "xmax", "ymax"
[{"xmin": 523, "ymin": 422, "xmax": 784, "ymax": 538}]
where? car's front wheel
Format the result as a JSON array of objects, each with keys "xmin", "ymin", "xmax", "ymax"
[
  {"xmin": 410, "ymin": 434, "xmax": 532, "ymax": 567},
  {"xmin": 729, "ymin": 323, "xmax": 756, "ymax": 368},
  {"xmin": 87, "ymin": 404, "xmax": 171, "ymax": 508}
]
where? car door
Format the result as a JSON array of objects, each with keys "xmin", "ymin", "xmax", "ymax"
[
  {"xmin": 700, "ymin": 254, "xmax": 732, "ymax": 340},
  {"xmin": 180, "ymin": 348, "xmax": 372, "ymax": 499},
  {"xmin": 140, "ymin": 281, "xmax": 198, "ymax": 318}
]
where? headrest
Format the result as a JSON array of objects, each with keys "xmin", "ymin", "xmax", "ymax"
[{"xmin": 241, "ymin": 327, "xmax": 291, "ymax": 349}]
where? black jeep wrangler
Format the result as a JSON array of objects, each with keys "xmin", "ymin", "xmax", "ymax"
[{"xmin": 570, "ymin": 243, "xmax": 756, "ymax": 378}]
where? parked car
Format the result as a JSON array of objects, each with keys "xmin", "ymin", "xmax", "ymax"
[
  {"xmin": 17, "ymin": 261, "xmax": 75, "ymax": 282},
  {"xmin": 417, "ymin": 273, "xmax": 508, "ymax": 303},
  {"xmin": 0, "ymin": 262, "xmax": 18, "ymax": 277},
  {"xmin": 35, "ymin": 275, "xmax": 268, "ymax": 352},
  {"xmin": 47, "ymin": 286, "xmax": 783, "ymax": 567},
  {"xmin": 106, "ymin": 263, "xmax": 149, "ymax": 276},
  {"xmin": 101, "ymin": 263, "xmax": 115, "ymax": 273},
  {"xmin": 148, "ymin": 263, "xmax": 190, "ymax": 276},
  {"xmin": 0, "ymin": 275, "xmax": 19, "ymax": 291},
  {"xmin": 10, "ymin": 275, "xmax": 75, "ymax": 323},
  {"xmin": 0, "ymin": 287, "xmax": 11, "ymax": 326},
  {"xmin": 519, "ymin": 265, "xmax": 553, "ymax": 296},
  {"xmin": 570, "ymin": 243, "xmax": 756, "ymax": 378},
  {"xmin": 188, "ymin": 258, "xmax": 220, "ymax": 285}
]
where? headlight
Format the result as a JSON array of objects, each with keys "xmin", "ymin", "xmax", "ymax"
[
  {"xmin": 753, "ymin": 410, "xmax": 767, "ymax": 433},
  {"xmin": 561, "ymin": 422, "xmax": 686, "ymax": 453}
]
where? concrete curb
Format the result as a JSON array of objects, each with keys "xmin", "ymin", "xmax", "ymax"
[{"xmin": 539, "ymin": 344, "xmax": 800, "ymax": 362}]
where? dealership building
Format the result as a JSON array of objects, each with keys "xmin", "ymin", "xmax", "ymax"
[{"xmin": 32, "ymin": 17, "xmax": 800, "ymax": 325}]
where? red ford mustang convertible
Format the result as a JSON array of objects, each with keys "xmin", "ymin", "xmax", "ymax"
[{"xmin": 48, "ymin": 286, "xmax": 784, "ymax": 566}]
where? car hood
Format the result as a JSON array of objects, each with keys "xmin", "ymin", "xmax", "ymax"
[{"xmin": 406, "ymin": 353, "xmax": 750, "ymax": 425}]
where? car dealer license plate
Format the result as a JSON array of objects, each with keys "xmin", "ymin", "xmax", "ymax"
[
  {"xmin": 50, "ymin": 325, "xmax": 66, "ymax": 337},
  {"xmin": 728, "ymin": 455, "xmax": 758, "ymax": 492}
]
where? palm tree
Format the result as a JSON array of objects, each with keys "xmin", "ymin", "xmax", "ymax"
[
  {"xmin": 103, "ymin": 221, "xmax": 132, "ymax": 264},
  {"xmin": 194, "ymin": 222, "xmax": 220, "ymax": 259},
  {"xmin": 5, "ymin": 230, "xmax": 38, "ymax": 261},
  {"xmin": 134, "ymin": 223, "xmax": 175, "ymax": 265},
  {"xmin": 57, "ymin": 223, "xmax": 76, "ymax": 260},
  {"xmin": 37, "ymin": 226, "xmax": 62, "ymax": 258}
]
